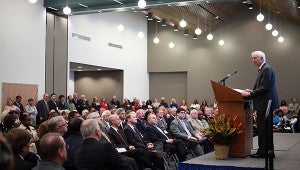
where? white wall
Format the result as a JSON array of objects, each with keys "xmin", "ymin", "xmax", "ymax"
[
  {"xmin": 68, "ymin": 11, "xmax": 149, "ymax": 101},
  {"xmin": 0, "ymin": 0, "xmax": 46, "ymax": 109}
]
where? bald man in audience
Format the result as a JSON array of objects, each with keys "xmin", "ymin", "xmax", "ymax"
[
  {"xmin": 33, "ymin": 133, "xmax": 67, "ymax": 170},
  {"xmin": 74, "ymin": 119, "xmax": 137, "ymax": 170}
]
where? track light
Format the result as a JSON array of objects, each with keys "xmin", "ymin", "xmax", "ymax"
[
  {"xmin": 173, "ymin": 25, "xmax": 179, "ymax": 31},
  {"xmin": 147, "ymin": 13, "xmax": 153, "ymax": 21},
  {"xmin": 161, "ymin": 19, "xmax": 167, "ymax": 27},
  {"xmin": 193, "ymin": 34, "xmax": 198, "ymax": 40},
  {"xmin": 184, "ymin": 30, "xmax": 189, "ymax": 36}
]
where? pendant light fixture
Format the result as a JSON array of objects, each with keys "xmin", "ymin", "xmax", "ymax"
[
  {"xmin": 138, "ymin": 0, "xmax": 146, "ymax": 8},
  {"xmin": 63, "ymin": 0, "xmax": 71, "ymax": 15},
  {"xmin": 179, "ymin": 19, "xmax": 187, "ymax": 28},
  {"xmin": 153, "ymin": 22, "xmax": 160, "ymax": 44},
  {"xmin": 28, "ymin": 0, "xmax": 38, "ymax": 3},
  {"xmin": 256, "ymin": 0, "xmax": 264, "ymax": 22},
  {"xmin": 265, "ymin": 8, "xmax": 272, "ymax": 31}
]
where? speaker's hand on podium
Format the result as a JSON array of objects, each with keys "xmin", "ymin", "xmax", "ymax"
[{"xmin": 241, "ymin": 89, "xmax": 251, "ymax": 97}]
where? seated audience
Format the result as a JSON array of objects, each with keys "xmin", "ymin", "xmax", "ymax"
[
  {"xmin": 169, "ymin": 98, "xmax": 178, "ymax": 109},
  {"xmin": 48, "ymin": 116, "xmax": 68, "ymax": 136},
  {"xmin": 189, "ymin": 109, "xmax": 209, "ymax": 134},
  {"xmin": 288, "ymin": 97, "xmax": 299, "ymax": 116},
  {"xmin": 145, "ymin": 113, "xmax": 187, "ymax": 161},
  {"xmin": 64, "ymin": 118, "xmax": 84, "ymax": 170},
  {"xmin": 6, "ymin": 128, "xmax": 34, "ymax": 170},
  {"xmin": 110, "ymin": 95, "xmax": 121, "ymax": 109},
  {"xmin": 0, "ymin": 132, "xmax": 13, "ymax": 170},
  {"xmin": 170, "ymin": 108, "xmax": 205, "ymax": 156},
  {"xmin": 74, "ymin": 119, "xmax": 137, "ymax": 170},
  {"xmin": 18, "ymin": 114, "xmax": 39, "ymax": 153},
  {"xmin": 4, "ymin": 98, "xmax": 21, "ymax": 112},
  {"xmin": 0, "ymin": 114, "xmax": 15, "ymax": 134},
  {"xmin": 33, "ymin": 133, "xmax": 67, "ymax": 170},
  {"xmin": 37, "ymin": 110, "xmax": 59, "ymax": 139},
  {"xmin": 135, "ymin": 109, "xmax": 147, "ymax": 135}
]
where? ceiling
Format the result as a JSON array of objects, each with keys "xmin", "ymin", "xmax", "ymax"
[{"xmin": 44, "ymin": 0, "xmax": 300, "ymax": 36}]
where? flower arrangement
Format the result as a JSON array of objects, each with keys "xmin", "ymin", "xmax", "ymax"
[{"xmin": 202, "ymin": 114, "xmax": 243, "ymax": 145}]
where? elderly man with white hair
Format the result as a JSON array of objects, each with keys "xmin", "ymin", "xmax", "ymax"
[
  {"xmin": 242, "ymin": 50, "xmax": 278, "ymax": 158},
  {"xmin": 74, "ymin": 119, "xmax": 137, "ymax": 170}
]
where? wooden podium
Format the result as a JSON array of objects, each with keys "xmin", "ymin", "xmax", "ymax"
[{"xmin": 211, "ymin": 80, "xmax": 253, "ymax": 157}]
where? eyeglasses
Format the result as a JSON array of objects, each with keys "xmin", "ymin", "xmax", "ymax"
[{"xmin": 58, "ymin": 122, "xmax": 68, "ymax": 127}]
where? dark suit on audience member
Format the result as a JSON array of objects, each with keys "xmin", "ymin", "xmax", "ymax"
[
  {"xmin": 107, "ymin": 127, "xmax": 153, "ymax": 170},
  {"xmin": 14, "ymin": 155, "xmax": 34, "ymax": 170},
  {"xmin": 64, "ymin": 132, "xmax": 83, "ymax": 170},
  {"xmin": 145, "ymin": 124, "xmax": 187, "ymax": 161},
  {"xmin": 14, "ymin": 101, "xmax": 24, "ymax": 113},
  {"xmin": 166, "ymin": 115, "xmax": 175, "ymax": 131},
  {"xmin": 36, "ymin": 99, "xmax": 49, "ymax": 125},
  {"xmin": 48, "ymin": 100, "xmax": 58, "ymax": 113},
  {"xmin": 249, "ymin": 63, "xmax": 278, "ymax": 156},
  {"xmin": 74, "ymin": 138, "xmax": 135, "ymax": 170}
]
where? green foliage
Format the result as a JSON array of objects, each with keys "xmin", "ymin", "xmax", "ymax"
[{"xmin": 202, "ymin": 114, "xmax": 243, "ymax": 145}]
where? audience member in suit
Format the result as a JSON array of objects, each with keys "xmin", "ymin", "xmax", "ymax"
[
  {"xmin": 36, "ymin": 93, "xmax": 49, "ymax": 126},
  {"xmin": 14, "ymin": 95, "xmax": 24, "ymax": 113},
  {"xmin": 166, "ymin": 107, "xmax": 177, "ymax": 131},
  {"xmin": 160, "ymin": 97, "xmax": 169, "ymax": 108},
  {"xmin": 156, "ymin": 108, "xmax": 169, "ymax": 136},
  {"xmin": 77, "ymin": 95, "xmax": 90, "ymax": 114},
  {"xmin": 146, "ymin": 113, "xmax": 187, "ymax": 161},
  {"xmin": 72, "ymin": 93, "xmax": 80, "ymax": 111},
  {"xmin": 124, "ymin": 111, "xmax": 165, "ymax": 170},
  {"xmin": 101, "ymin": 110, "xmax": 111, "ymax": 135},
  {"xmin": 6, "ymin": 128, "xmax": 34, "ymax": 170},
  {"xmin": 242, "ymin": 51, "xmax": 279, "ymax": 158},
  {"xmin": 108, "ymin": 114, "xmax": 155, "ymax": 170},
  {"xmin": 170, "ymin": 108, "xmax": 205, "ymax": 157},
  {"xmin": 135, "ymin": 109, "xmax": 147, "ymax": 135},
  {"xmin": 74, "ymin": 119, "xmax": 137, "ymax": 170},
  {"xmin": 110, "ymin": 94, "xmax": 121, "ymax": 109},
  {"xmin": 33, "ymin": 133, "xmax": 67, "ymax": 170},
  {"xmin": 57, "ymin": 95, "xmax": 68, "ymax": 111},
  {"xmin": 48, "ymin": 116, "xmax": 68, "ymax": 136},
  {"xmin": 48, "ymin": 93, "xmax": 59, "ymax": 113},
  {"xmin": 0, "ymin": 132, "xmax": 14, "ymax": 170},
  {"xmin": 116, "ymin": 108, "xmax": 127, "ymax": 130},
  {"xmin": 64, "ymin": 118, "xmax": 84, "ymax": 170}
]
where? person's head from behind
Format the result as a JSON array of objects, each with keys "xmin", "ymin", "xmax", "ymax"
[
  {"xmin": 68, "ymin": 118, "xmax": 84, "ymax": 135},
  {"xmin": 2, "ymin": 114, "xmax": 15, "ymax": 130},
  {"xmin": 5, "ymin": 129, "xmax": 31, "ymax": 157},
  {"xmin": 39, "ymin": 133, "xmax": 67, "ymax": 164},
  {"xmin": 0, "ymin": 132, "xmax": 13, "ymax": 170},
  {"xmin": 80, "ymin": 119, "xmax": 101, "ymax": 140},
  {"xmin": 251, "ymin": 51, "xmax": 266, "ymax": 67}
]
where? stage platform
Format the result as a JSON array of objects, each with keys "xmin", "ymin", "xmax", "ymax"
[{"xmin": 179, "ymin": 133, "xmax": 300, "ymax": 170}]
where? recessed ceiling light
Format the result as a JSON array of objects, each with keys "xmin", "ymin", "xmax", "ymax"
[
  {"xmin": 78, "ymin": 3, "xmax": 88, "ymax": 8},
  {"xmin": 77, "ymin": 66, "xmax": 82, "ymax": 69},
  {"xmin": 78, "ymin": 69, "xmax": 82, "ymax": 71},
  {"xmin": 48, "ymin": 7, "xmax": 58, "ymax": 11},
  {"xmin": 114, "ymin": 0, "xmax": 123, "ymax": 5},
  {"xmin": 97, "ymin": 68, "xmax": 102, "ymax": 71}
]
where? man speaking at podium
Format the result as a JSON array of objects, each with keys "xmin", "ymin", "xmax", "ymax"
[{"xmin": 242, "ymin": 51, "xmax": 279, "ymax": 158}]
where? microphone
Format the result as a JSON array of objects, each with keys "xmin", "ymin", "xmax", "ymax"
[{"xmin": 219, "ymin": 70, "xmax": 238, "ymax": 85}]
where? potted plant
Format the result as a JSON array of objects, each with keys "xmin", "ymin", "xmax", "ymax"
[{"xmin": 202, "ymin": 114, "xmax": 243, "ymax": 159}]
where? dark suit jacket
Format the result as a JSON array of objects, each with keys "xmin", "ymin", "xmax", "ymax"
[
  {"xmin": 250, "ymin": 63, "xmax": 279, "ymax": 118},
  {"xmin": 74, "ymin": 138, "xmax": 133, "ymax": 170},
  {"xmin": 14, "ymin": 101, "xmax": 24, "ymax": 112},
  {"xmin": 107, "ymin": 127, "xmax": 129, "ymax": 150},
  {"xmin": 166, "ymin": 115, "xmax": 175, "ymax": 131},
  {"xmin": 48, "ymin": 100, "xmax": 58, "ymax": 112},
  {"xmin": 36, "ymin": 100, "xmax": 49, "ymax": 123},
  {"xmin": 14, "ymin": 155, "xmax": 34, "ymax": 170},
  {"xmin": 145, "ymin": 124, "xmax": 168, "ymax": 144},
  {"xmin": 123, "ymin": 125, "xmax": 146, "ymax": 149}
]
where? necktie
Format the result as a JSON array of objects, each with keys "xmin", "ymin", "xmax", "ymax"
[
  {"xmin": 179, "ymin": 119, "xmax": 192, "ymax": 137},
  {"xmin": 101, "ymin": 132, "xmax": 111, "ymax": 143},
  {"xmin": 117, "ymin": 129, "xmax": 128, "ymax": 146},
  {"xmin": 155, "ymin": 125, "xmax": 169, "ymax": 140},
  {"xmin": 134, "ymin": 127, "xmax": 144, "ymax": 144}
]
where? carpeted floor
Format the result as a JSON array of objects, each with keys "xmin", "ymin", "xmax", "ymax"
[{"xmin": 181, "ymin": 133, "xmax": 300, "ymax": 170}]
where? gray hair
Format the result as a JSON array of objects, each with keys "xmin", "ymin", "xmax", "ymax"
[
  {"xmin": 252, "ymin": 51, "xmax": 266, "ymax": 62},
  {"xmin": 80, "ymin": 119, "xmax": 100, "ymax": 138},
  {"xmin": 101, "ymin": 110, "xmax": 111, "ymax": 117},
  {"xmin": 108, "ymin": 114, "xmax": 118, "ymax": 124},
  {"xmin": 115, "ymin": 108, "xmax": 125, "ymax": 115},
  {"xmin": 86, "ymin": 112, "xmax": 100, "ymax": 119},
  {"xmin": 48, "ymin": 116, "xmax": 65, "ymax": 132}
]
